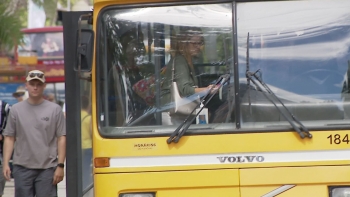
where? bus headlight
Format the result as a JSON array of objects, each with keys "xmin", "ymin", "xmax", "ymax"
[
  {"xmin": 120, "ymin": 193, "xmax": 155, "ymax": 197},
  {"xmin": 330, "ymin": 187, "xmax": 350, "ymax": 197}
]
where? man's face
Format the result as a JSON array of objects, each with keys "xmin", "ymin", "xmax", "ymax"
[{"xmin": 26, "ymin": 80, "xmax": 46, "ymax": 98}]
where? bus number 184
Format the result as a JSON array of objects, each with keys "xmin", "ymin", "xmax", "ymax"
[{"xmin": 327, "ymin": 134, "xmax": 349, "ymax": 144}]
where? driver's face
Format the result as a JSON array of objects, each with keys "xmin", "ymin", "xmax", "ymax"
[{"xmin": 188, "ymin": 35, "xmax": 204, "ymax": 57}]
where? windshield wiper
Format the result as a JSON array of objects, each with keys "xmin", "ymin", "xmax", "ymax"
[
  {"xmin": 246, "ymin": 33, "xmax": 252, "ymax": 115},
  {"xmin": 246, "ymin": 69, "xmax": 312, "ymax": 139},
  {"xmin": 167, "ymin": 74, "xmax": 230, "ymax": 144}
]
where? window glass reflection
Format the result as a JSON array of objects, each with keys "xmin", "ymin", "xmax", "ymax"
[
  {"xmin": 18, "ymin": 32, "xmax": 64, "ymax": 58},
  {"xmin": 237, "ymin": 0, "xmax": 350, "ymax": 127},
  {"xmin": 80, "ymin": 84, "xmax": 92, "ymax": 191}
]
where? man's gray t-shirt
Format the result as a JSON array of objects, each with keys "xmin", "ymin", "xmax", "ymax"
[{"xmin": 3, "ymin": 100, "xmax": 66, "ymax": 169}]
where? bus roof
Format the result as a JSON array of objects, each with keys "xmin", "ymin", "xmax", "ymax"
[{"xmin": 21, "ymin": 26, "xmax": 63, "ymax": 33}]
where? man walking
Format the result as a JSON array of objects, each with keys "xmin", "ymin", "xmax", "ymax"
[{"xmin": 2, "ymin": 70, "xmax": 66, "ymax": 197}]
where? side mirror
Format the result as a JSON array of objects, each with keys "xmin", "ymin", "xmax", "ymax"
[{"xmin": 75, "ymin": 29, "xmax": 94, "ymax": 72}]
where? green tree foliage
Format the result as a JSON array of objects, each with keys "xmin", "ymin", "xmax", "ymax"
[
  {"xmin": 0, "ymin": 0, "xmax": 88, "ymax": 55},
  {"xmin": 11, "ymin": 0, "xmax": 92, "ymax": 27},
  {"xmin": 0, "ymin": 1, "xmax": 23, "ymax": 55},
  {"xmin": 216, "ymin": 34, "xmax": 233, "ymax": 73},
  {"xmin": 31, "ymin": 0, "xmax": 60, "ymax": 26}
]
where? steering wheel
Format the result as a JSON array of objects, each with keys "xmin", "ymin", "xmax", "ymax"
[{"xmin": 288, "ymin": 69, "xmax": 344, "ymax": 95}]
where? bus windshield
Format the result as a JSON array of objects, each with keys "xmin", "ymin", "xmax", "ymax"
[{"xmin": 97, "ymin": 0, "xmax": 350, "ymax": 136}]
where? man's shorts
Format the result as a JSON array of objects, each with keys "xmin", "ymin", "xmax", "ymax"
[
  {"xmin": 0, "ymin": 164, "xmax": 5, "ymax": 196},
  {"xmin": 13, "ymin": 165, "xmax": 57, "ymax": 197}
]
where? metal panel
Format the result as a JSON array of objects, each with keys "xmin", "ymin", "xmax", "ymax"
[{"xmin": 63, "ymin": 11, "xmax": 90, "ymax": 197}]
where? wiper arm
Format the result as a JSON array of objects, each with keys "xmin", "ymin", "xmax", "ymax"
[
  {"xmin": 167, "ymin": 74, "xmax": 230, "ymax": 144},
  {"xmin": 246, "ymin": 32, "xmax": 252, "ymax": 115},
  {"xmin": 246, "ymin": 69, "xmax": 312, "ymax": 139}
]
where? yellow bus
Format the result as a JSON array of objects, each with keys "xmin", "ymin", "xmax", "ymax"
[{"xmin": 63, "ymin": 0, "xmax": 350, "ymax": 196}]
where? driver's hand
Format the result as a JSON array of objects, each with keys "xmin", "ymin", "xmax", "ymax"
[{"xmin": 207, "ymin": 84, "xmax": 219, "ymax": 94}]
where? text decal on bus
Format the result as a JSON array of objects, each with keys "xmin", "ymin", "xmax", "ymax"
[{"xmin": 217, "ymin": 156, "xmax": 265, "ymax": 163}]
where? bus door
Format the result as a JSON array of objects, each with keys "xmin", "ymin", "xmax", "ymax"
[{"xmin": 63, "ymin": 11, "xmax": 94, "ymax": 197}]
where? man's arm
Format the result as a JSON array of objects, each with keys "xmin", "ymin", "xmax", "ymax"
[
  {"xmin": 57, "ymin": 135, "xmax": 66, "ymax": 164},
  {"xmin": 56, "ymin": 109, "xmax": 66, "ymax": 163},
  {"xmin": 3, "ymin": 136, "xmax": 15, "ymax": 181},
  {"xmin": 53, "ymin": 135, "xmax": 66, "ymax": 185}
]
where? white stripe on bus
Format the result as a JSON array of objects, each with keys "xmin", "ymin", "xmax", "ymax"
[{"xmin": 108, "ymin": 149, "xmax": 350, "ymax": 168}]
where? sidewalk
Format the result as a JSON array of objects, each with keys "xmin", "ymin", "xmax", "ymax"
[{"xmin": 3, "ymin": 177, "xmax": 66, "ymax": 197}]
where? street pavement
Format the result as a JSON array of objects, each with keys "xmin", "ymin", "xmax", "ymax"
[{"xmin": 3, "ymin": 176, "xmax": 66, "ymax": 197}]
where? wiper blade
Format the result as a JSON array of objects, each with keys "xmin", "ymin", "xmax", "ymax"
[
  {"xmin": 246, "ymin": 69, "xmax": 312, "ymax": 139},
  {"xmin": 167, "ymin": 74, "xmax": 230, "ymax": 144}
]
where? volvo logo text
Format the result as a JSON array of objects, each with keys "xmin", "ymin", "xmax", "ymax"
[{"xmin": 217, "ymin": 156, "xmax": 265, "ymax": 163}]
